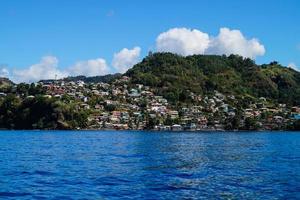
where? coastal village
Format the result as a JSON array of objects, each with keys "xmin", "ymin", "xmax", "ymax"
[{"xmin": 1, "ymin": 75, "xmax": 298, "ymax": 131}]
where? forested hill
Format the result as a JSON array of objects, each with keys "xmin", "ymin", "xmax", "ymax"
[
  {"xmin": 126, "ymin": 53, "xmax": 300, "ymax": 105},
  {"xmin": 0, "ymin": 77, "xmax": 14, "ymax": 94},
  {"xmin": 1, "ymin": 53, "xmax": 299, "ymax": 106},
  {"xmin": 0, "ymin": 77, "xmax": 14, "ymax": 89},
  {"xmin": 62, "ymin": 73, "xmax": 122, "ymax": 83},
  {"xmin": 39, "ymin": 73, "xmax": 122, "ymax": 84}
]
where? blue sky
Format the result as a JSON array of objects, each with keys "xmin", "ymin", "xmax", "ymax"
[{"xmin": 0, "ymin": 0, "xmax": 299, "ymax": 82}]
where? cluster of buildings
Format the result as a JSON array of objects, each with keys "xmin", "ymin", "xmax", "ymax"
[
  {"xmin": 2, "ymin": 75, "xmax": 299, "ymax": 131},
  {"xmin": 35, "ymin": 76, "xmax": 300, "ymax": 131}
]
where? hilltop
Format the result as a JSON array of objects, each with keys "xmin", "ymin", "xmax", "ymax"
[
  {"xmin": 39, "ymin": 73, "xmax": 122, "ymax": 84},
  {"xmin": 125, "ymin": 53, "xmax": 300, "ymax": 105},
  {"xmin": 0, "ymin": 77, "xmax": 14, "ymax": 88}
]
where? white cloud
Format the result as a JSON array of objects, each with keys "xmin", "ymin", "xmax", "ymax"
[
  {"xmin": 156, "ymin": 28, "xmax": 210, "ymax": 56},
  {"xmin": 112, "ymin": 47, "xmax": 141, "ymax": 73},
  {"xmin": 8, "ymin": 45, "xmax": 138, "ymax": 83},
  {"xmin": 68, "ymin": 58, "xmax": 109, "ymax": 77},
  {"xmin": 208, "ymin": 28, "xmax": 265, "ymax": 59},
  {"xmin": 10, "ymin": 56, "xmax": 110, "ymax": 83},
  {"xmin": 7, "ymin": 45, "xmax": 141, "ymax": 83},
  {"xmin": 12, "ymin": 56, "xmax": 68, "ymax": 83},
  {"xmin": 156, "ymin": 27, "xmax": 265, "ymax": 59},
  {"xmin": 288, "ymin": 62, "xmax": 299, "ymax": 71},
  {"xmin": 0, "ymin": 68, "xmax": 9, "ymax": 77}
]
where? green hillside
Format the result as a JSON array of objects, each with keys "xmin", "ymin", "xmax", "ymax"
[
  {"xmin": 0, "ymin": 77, "xmax": 14, "ymax": 92},
  {"xmin": 126, "ymin": 53, "xmax": 300, "ymax": 105},
  {"xmin": 39, "ymin": 73, "xmax": 122, "ymax": 84},
  {"xmin": 62, "ymin": 73, "xmax": 122, "ymax": 83}
]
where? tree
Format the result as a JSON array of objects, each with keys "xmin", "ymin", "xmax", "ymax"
[
  {"xmin": 289, "ymin": 120, "xmax": 300, "ymax": 130},
  {"xmin": 243, "ymin": 117, "xmax": 260, "ymax": 130}
]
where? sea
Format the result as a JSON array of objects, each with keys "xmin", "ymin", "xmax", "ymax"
[{"xmin": 0, "ymin": 131, "xmax": 299, "ymax": 199}]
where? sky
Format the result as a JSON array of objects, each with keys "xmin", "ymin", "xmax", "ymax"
[{"xmin": 0, "ymin": 0, "xmax": 299, "ymax": 82}]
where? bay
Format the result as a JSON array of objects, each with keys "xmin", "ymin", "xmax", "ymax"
[{"xmin": 0, "ymin": 131, "xmax": 299, "ymax": 199}]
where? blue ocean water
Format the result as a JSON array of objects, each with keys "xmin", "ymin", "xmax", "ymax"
[{"xmin": 0, "ymin": 131, "xmax": 299, "ymax": 199}]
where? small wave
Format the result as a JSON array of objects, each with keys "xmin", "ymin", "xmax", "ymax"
[
  {"xmin": 0, "ymin": 192, "xmax": 31, "ymax": 197},
  {"xmin": 33, "ymin": 170, "xmax": 56, "ymax": 176}
]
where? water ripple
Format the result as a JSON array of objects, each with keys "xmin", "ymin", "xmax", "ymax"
[
  {"xmin": 0, "ymin": 130, "xmax": 299, "ymax": 199},
  {"xmin": 0, "ymin": 192, "xmax": 31, "ymax": 197}
]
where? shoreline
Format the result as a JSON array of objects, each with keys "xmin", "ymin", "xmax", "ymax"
[{"xmin": 0, "ymin": 129, "xmax": 299, "ymax": 132}]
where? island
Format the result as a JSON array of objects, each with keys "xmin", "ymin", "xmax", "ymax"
[{"xmin": 1, "ymin": 53, "xmax": 300, "ymax": 131}]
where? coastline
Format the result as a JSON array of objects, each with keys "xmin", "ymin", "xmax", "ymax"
[{"xmin": 0, "ymin": 128, "xmax": 299, "ymax": 132}]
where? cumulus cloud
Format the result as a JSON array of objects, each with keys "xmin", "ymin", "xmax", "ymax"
[
  {"xmin": 156, "ymin": 28, "xmax": 210, "ymax": 56},
  {"xmin": 208, "ymin": 28, "xmax": 265, "ymax": 58},
  {"xmin": 112, "ymin": 47, "xmax": 141, "ymax": 73},
  {"xmin": 288, "ymin": 62, "xmax": 299, "ymax": 71},
  {"xmin": 68, "ymin": 58, "xmax": 109, "ymax": 77},
  {"xmin": 12, "ymin": 56, "xmax": 68, "ymax": 83},
  {"xmin": 10, "ymin": 56, "xmax": 110, "ymax": 83},
  {"xmin": 156, "ymin": 27, "xmax": 265, "ymax": 59},
  {"xmin": 8, "ymin": 45, "xmax": 141, "ymax": 83},
  {"xmin": 0, "ymin": 68, "xmax": 9, "ymax": 77}
]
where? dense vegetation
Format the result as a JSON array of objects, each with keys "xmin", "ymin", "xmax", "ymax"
[
  {"xmin": 0, "ymin": 77, "xmax": 14, "ymax": 91},
  {"xmin": 40, "ymin": 73, "xmax": 122, "ymax": 84},
  {"xmin": 126, "ymin": 53, "xmax": 300, "ymax": 105},
  {"xmin": 62, "ymin": 73, "xmax": 122, "ymax": 83},
  {"xmin": 0, "ymin": 84, "xmax": 88, "ymax": 130},
  {"xmin": 0, "ymin": 95, "xmax": 88, "ymax": 130}
]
